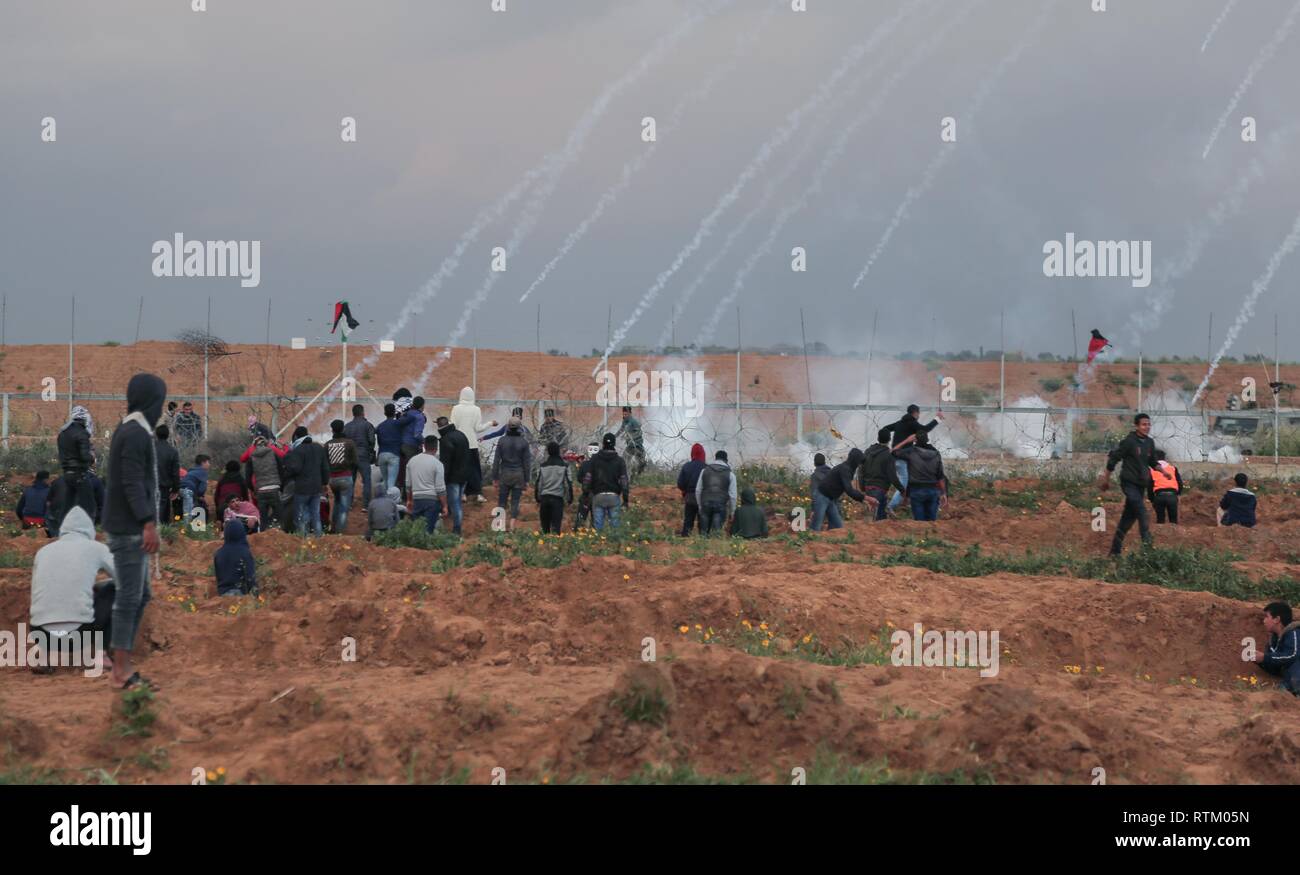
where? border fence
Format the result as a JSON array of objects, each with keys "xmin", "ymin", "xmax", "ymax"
[{"xmin": 2, "ymin": 391, "xmax": 1293, "ymax": 475}]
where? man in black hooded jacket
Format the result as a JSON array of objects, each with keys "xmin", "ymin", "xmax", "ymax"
[
  {"xmin": 104, "ymin": 373, "xmax": 166, "ymax": 691},
  {"xmin": 814, "ymin": 448, "xmax": 868, "ymax": 530},
  {"xmin": 858, "ymin": 428, "xmax": 904, "ymax": 521}
]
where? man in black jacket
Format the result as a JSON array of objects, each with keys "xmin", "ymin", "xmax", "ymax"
[
  {"xmin": 154, "ymin": 424, "xmax": 181, "ymax": 526},
  {"xmin": 55, "ymin": 405, "xmax": 97, "ymax": 530},
  {"xmin": 1102, "ymin": 412, "xmax": 1160, "ymax": 556},
  {"xmin": 284, "ymin": 426, "xmax": 330, "ymax": 537},
  {"xmin": 815, "ymin": 447, "xmax": 868, "ymax": 530},
  {"xmin": 104, "ymin": 373, "xmax": 166, "ymax": 691},
  {"xmin": 883, "ymin": 405, "xmax": 943, "ymax": 512},
  {"xmin": 583, "ymin": 433, "xmax": 629, "ymax": 531},
  {"xmin": 858, "ymin": 429, "xmax": 904, "ymax": 521},
  {"xmin": 436, "ymin": 416, "xmax": 471, "ymax": 535},
  {"xmin": 343, "ymin": 404, "xmax": 377, "ymax": 511},
  {"xmin": 894, "ymin": 431, "xmax": 948, "ymax": 521}
]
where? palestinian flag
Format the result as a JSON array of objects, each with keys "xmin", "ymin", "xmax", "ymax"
[
  {"xmin": 1086, "ymin": 329, "xmax": 1112, "ymax": 364},
  {"xmin": 332, "ymin": 301, "xmax": 360, "ymax": 339}
]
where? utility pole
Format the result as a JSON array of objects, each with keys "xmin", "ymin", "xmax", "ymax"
[
  {"xmin": 603, "ymin": 306, "xmax": 611, "ymax": 432},
  {"xmin": 68, "ymin": 297, "xmax": 75, "ymax": 417},
  {"xmin": 1207, "ymin": 312, "xmax": 1213, "ymax": 362},
  {"xmin": 799, "ymin": 308, "xmax": 813, "ymax": 405},
  {"xmin": 865, "ymin": 309, "xmax": 878, "ymax": 443},
  {"xmin": 135, "ymin": 296, "xmax": 143, "ymax": 345},
  {"xmin": 265, "ymin": 297, "xmax": 272, "ymax": 348},
  {"xmin": 1275, "ymin": 313, "xmax": 1281, "ymax": 474},
  {"xmin": 735, "ymin": 306, "xmax": 741, "ymax": 440},
  {"xmin": 999, "ymin": 310, "xmax": 1006, "ymax": 460},
  {"xmin": 1071, "ymin": 309, "xmax": 1078, "ymax": 362},
  {"xmin": 204, "ymin": 296, "xmax": 211, "ymax": 438}
]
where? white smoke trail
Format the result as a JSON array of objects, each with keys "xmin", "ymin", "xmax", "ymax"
[
  {"xmin": 411, "ymin": 0, "xmax": 738, "ymax": 392},
  {"xmin": 1201, "ymin": 0, "xmax": 1239, "ymax": 52},
  {"xmin": 308, "ymin": 0, "xmax": 727, "ymax": 422},
  {"xmin": 851, "ymin": 1, "xmax": 1054, "ymax": 291},
  {"xmin": 518, "ymin": 6, "xmax": 776, "ymax": 305},
  {"xmin": 591, "ymin": 0, "xmax": 922, "ymax": 375},
  {"xmin": 1201, "ymin": 0, "xmax": 1300, "ymax": 159},
  {"xmin": 693, "ymin": 0, "xmax": 974, "ymax": 347},
  {"xmin": 1191, "ymin": 206, "xmax": 1300, "ymax": 405}
]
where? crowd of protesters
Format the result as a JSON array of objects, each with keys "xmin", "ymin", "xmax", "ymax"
[{"xmin": 18, "ymin": 383, "xmax": 1291, "ymax": 697}]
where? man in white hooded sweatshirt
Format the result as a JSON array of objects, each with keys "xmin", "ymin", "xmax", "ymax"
[
  {"xmin": 448, "ymin": 387, "xmax": 497, "ymax": 504},
  {"xmin": 29, "ymin": 506, "xmax": 115, "ymax": 676}
]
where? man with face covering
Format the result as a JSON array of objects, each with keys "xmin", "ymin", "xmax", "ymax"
[{"xmin": 103, "ymin": 373, "xmax": 166, "ymax": 691}]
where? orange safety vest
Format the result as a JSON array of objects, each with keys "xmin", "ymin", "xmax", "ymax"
[{"xmin": 1150, "ymin": 462, "xmax": 1178, "ymax": 493}]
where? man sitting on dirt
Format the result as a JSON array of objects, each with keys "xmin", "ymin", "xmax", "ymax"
[
  {"xmin": 695, "ymin": 450, "xmax": 737, "ymax": 536},
  {"xmin": 814, "ymin": 448, "xmax": 867, "ymax": 531},
  {"xmin": 1101, "ymin": 412, "xmax": 1159, "ymax": 556},
  {"xmin": 859, "ymin": 429, "xmax": 904, "ymax": 522},
  {"xmin": 1219, "ymin": 473, "xmax": 1257, "ymax": 528},
  {"xmin": 366, "ymin": 483, "xmax": 401, "ymax": 541},
  {"xmin": 729, "ymin": 486, "xmax": 769, "ymax": 539},
  {"xmin": 15, "ymin": 471, "xmax": 52, "ymax": 534},
  {"xmin": 1147, "ymin": 449, "xmax": 1183, "ymax": 525},
  {"xmin": 214, "ymin": 519, "xmax": 258, "ymax": 597},
  {"xmin": 28, "ymin": 507, "xmax": 115, "ymax": 675},
  {"xmin": 1254, "ymin": 601, "xmax": 1299, "ymax": 695}
]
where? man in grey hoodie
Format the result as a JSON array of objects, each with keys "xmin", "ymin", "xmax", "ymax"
[{"xmin": 28, "ymin": 507, "xmax": 115, "ymax": 676}]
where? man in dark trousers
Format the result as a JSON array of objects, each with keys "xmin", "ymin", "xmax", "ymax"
[
  {"xmin": 343, "ymin": 404, "xmax": 377, "ymax": 512},
  {"xmin": 436, "ymin": 416, "xmax": 471, "ymax": 535},
  {"xmin": 284, "ymin": 426, "xmax": 330, "ymax": 537},
  {"xmin": 1147, "ymin": 449, "xmax": 1183, "ymax": 525},
  {"xmin": 154, "ymin": 424, "xmax": 181, "ymax": 526},
  {"xmin": 882, "ymin": 405, "xmax": 943, "ymax": 513},
  {"xmin": 858, "ymin": 428, "xmax": 904, "ymax": 522},
  {"xmin": 1102, "ymin": 412, "xmax": 1160, "ymax": 556},
  {"xmin": 104, "ymin": 373, "xmax": 166, "ymax": 691},
  {"xmin": 55, "ymin": 405, "xmax": 97, "ymax": 530},
  {"xmin": 676, "ymin": 443, "xmax": 707, "ymax": 536}
]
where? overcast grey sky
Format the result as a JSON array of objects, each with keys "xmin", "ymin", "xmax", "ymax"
[{"xmin": 2, "ymin": 0, "xmax": 1298, "ymax": 360}]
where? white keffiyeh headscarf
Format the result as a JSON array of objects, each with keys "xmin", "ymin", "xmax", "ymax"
[{"xmin": 61, "ymin": 405, "xmax": 93, "ymax": 436}]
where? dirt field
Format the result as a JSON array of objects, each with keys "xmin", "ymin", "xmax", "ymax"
[{"xmin": 3, "ymin": 472, "xmax": 1299, "ymax": 785}]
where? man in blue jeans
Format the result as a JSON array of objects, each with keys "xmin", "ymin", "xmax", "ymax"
[
  {"xmin": 893, "ymin": 431, "xmax": 948, "ymax": 522},
  {"xmin": 583, "ymin": 433, "xmax": 629, "ymax": 531},
  {"xmin": 813, "ymin": 448, "xmax": 867, "ymax": 529},
  {"xmin": 1102, "ymin": 412, "xmax": 1158, "ymax": 556},
  {"xmin": 376, "ymin": 403, "xmax": 403, "ymax": 493},
  {"xmin": 103, "ymin": 373, "xmax": 167, "ymax": 691},
  {"xmin": 405, "ymin": 435, "xmax": 446, "ymax": 533},
  {"xmin": 285, "ymin": 426, "xmax": 329, "ymax": 537},
  {"xmin": 882, "ymin": 405, "xmax": 943, "ymax": 512},
  {"xmin": 436, "ymin": 416, "xmax": 470, "ymax": 535}
]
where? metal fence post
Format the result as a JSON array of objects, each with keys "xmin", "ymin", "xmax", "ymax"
[
  {"xmin": 796, "ymin": 404, "xmax": 803, "ymax": 444},
  {"xmin": 2, "ymin": 393, "xmax": 8, "ymax": 450}
]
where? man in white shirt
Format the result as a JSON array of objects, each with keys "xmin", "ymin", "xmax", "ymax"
[{"xmin": 405, "ymin": 434, "xmax": 448, "ymax": 533}]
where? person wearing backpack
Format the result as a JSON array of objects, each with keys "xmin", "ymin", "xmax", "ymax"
[{"xmin": 694, "ymin": 450, "xmax": 737, "ymax": 536}]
